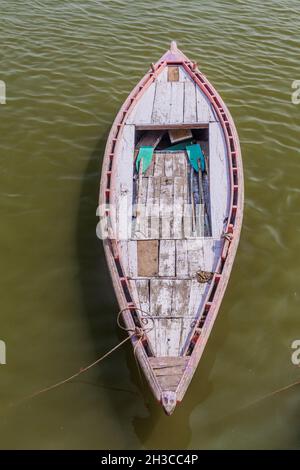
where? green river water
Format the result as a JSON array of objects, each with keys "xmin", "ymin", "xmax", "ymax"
[{"xmin": 0, "ymin": 0, "xmax": 300, "ymax": 449}]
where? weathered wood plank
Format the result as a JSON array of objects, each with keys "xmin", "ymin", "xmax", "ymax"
[
  {"xmin": 134, "ymin": 154, "xmax": 144, "ymax": 229},
  {"xmin": 135, "ymin": 279, "xmax": 150, "ymax": 314},
  {"xmin": 196, "ymin": 86, "xmax": 216, "ymax": 123},
  {"xmin": 152, "ymin": 365, "xmax": 184, "ymax": 376},
  {"xmin": 144, "ymin": 242, "xmax": 222, "ymax": 355},
  {"xmin": 137, "ymin": 240, "xmax": 159, "ymax": 276},
  {"xmin": 149, "ymin": 356, "xmax": 189, "ymax": 370},
  {"xmin": 173, "ymin": 152, "xmax": 187, "ymax": 177},
  {"xmin": 182, "ymin": 162, "xmax": 192, "ymax": 238},
  {"xmin": 152, "ymin": 82, "xmax": 171, "ymax": 124},
  {"xmin": 169, "ymin": 128, "xmax": 192, "ymax": 144},
  {"xmin": 145, "ymin": 175, "xmax": 154, "ymax": 239},
  {"xmin": 130, "ymin": 275, "xmax": 191, "ymax": 280},
  {"xmin": 203, "ymin": 239, "xmax": 222, "ymax": 272},
  {"xmin": 135, "ymin": 279, "xmax": 156, "ymax": 352},
  {"xmin": 183, "ymin": 202, "xmax": 193, "ymax": 239},
  {"xmin": 134, "ymin": 175, "xmax": 148, "ymax": 239},
  {"xmin": 140, "ymin": 175, "xmax": 149, "ymax": 238},
  {"xmin": 201, "ymin": 238, "xmax": 216, "ymax": 273},
  {"xmin": 168, "ymin": 280, "xmax": 190, "ymax": 356},
  {"xmin": 164, "ymin": 153, "xmax": 173, "ymax": 178},
  {"xmin": 136, "ymin": 123, "xmax": 208, "ymax": 130},
  {"xmin": 210, "ymin": 103, "xmax": 219, "ymax": 122},
  {"xmin": 153, "ymin": 153, "xmax": 165, "ymax": 177},
  {"xmin": 148, "ymin": 278, "xmax": 197, "ymax": 356},
  {"xmin": 175, "ymin": 239, "xmax": 188, "ymax": 276},
  {"xmin": 159, "ymin": 240, "xmax": 176, "ymax": 276},
  {"xmin": 211, "ymin": 239, "xmax": 224, "ymax": 272},
  {"xmin": 178, "ymin": 279, "xmax": 206, "ymax": 353},
  {"xmin": 160, "ymin": 177, "xmax": 173, "ymax": 239},
  {"xmin": 156, "ymin": 66, "xmax": 168, "ymax": 82},
  {"xmin": 184, "ymin": 81, "xmax": 197, "ymax": 123},
  {"xmin": 188, "ymin": 279, "xmax": 205, "ymax": 318},
  {"xmin": 186, "ymin": 238, "xmax": 221, "ymax": 274},
  {"xmin": 187, "ymin": 239, "xmax": 205, "ymax": 276},
  {"xmin": 147, "ymin": 176, "xmax": 160, "ymax": 239},
  {"xmin": 127, "ymin": 83, "xmax": 156, "ymax": 125},
  {"xmin": 150, "ymin": 279, "xmax": 173, "ymax": 356},
  {"xmin": 127, "ymin": 240, "xmax": 137, "ymax": 277},
  {"xmin": 209, "ymin": 122, "xmax": 230, "ymax": 238},
  {"xmin": 156, "ymin": 374, "xmax": 182, "ymax": 391},
  {"xmin": 169, "ymin": 82, "xmax": 184, "ymax": 124},
  {"xmin": 144, "ymin": 159, "xmax": 155, "ymax": 177},
  {"xmin": 118, "ymin": 240, "xmax": 128, "ymax": 275},
  {"xmin": 172, "ymin": 280, "xmax": 189, "ymax": 317},
  {"xmin": 150, "ymin": 279, "xmax": 173, "ymax": 317},
  {"xmin": 128, "ymin": 279, "xmax": 141, "ymax": 310},
  {"xmin": 178, "ymin": 66, "xmax": 192, "ymax": 82},
  {"xmin": 166, "ymin": 318, "xmax": 181, "ymax": 356},
  {"xmin": 173, "ymin": 280, "xmax": 191, "ymax": 355},
  {"xmin": 115, "ymin": 124, "xmax": 135, "ymax": 240},
  {"xmin": 149, "ymin": 356, "xmax": 189, "ymax": 391},
  {"xmin": 173, "ymin": 176, "xmax": 184, "ymax": 239}
]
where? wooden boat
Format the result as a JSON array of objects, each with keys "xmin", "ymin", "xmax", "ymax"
[{"xmin": 99, "ymin": 42, "xmax": 243, "ymax": 414}]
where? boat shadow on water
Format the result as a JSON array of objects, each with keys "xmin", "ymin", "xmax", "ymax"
[
  {"xmin": 76, "ymin": 133, "xmax": 148, "ymax": 436},
  {"xmin": 76, "ymin": 133, "xmax": 229, "ymax": 448}
]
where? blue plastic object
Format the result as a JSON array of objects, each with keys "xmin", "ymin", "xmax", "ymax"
[
  {"xmin": 186, "ymin": 144, "xmax": 206, "ymax": 172},
  {"xmin": 136, "ymin": 146, "xmax": 154, "ymax": 173},
  {"xmin": 165, "ymin": 139, "xmax": 194, "ymax": 151}
]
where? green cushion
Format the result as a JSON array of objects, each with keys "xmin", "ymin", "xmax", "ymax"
[{"xmin": 165, "ymin": 139, "xmax": 194, "ymax": 151}]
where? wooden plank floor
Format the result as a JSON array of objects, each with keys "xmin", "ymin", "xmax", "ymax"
[
  {"xmin": 133, "ymin": 277, "xmax": 209, "ymax": 356},
  {"xmin": 115, "ymin": 64, "xmax": 230, "ymax": 360},
  {"xmin": 148, "ymin": 357, "xmax": 189, "ymax": 391},
  {"xmin": 126, "ymin": 65, "xmax": 218, "ymax": 126},
  {"xmin": 127, "ymin": 235, "xmax": 223, "ymax": 357},
  {"xmin": 132, "ymin": 151, "xmax": 208, "ymax": 240},
  {"xmin": 126, "ymin": 148, "xmax": 222, "ymax": 356}
]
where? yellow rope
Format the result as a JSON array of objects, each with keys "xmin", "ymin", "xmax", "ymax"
[
  {"xmin": 25, "ymin": 335, "xmax": 133, "ymax": 401},
  {"xmin": 17, "ymin": 307, "xmax": 154, "ymax": 404},
  {"xmin": 242, "ymin": 377, "xmax": 300, "ymax": 410}
]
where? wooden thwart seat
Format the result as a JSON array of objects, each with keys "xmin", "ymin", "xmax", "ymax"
[{"xmin": 149, "ymin": 356, "xmax": 189, "ymax": 391}]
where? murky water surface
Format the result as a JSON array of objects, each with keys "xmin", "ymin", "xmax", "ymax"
[{"xmin": 0, "ymin": 0, "xmax": 300, "ymax": 449}]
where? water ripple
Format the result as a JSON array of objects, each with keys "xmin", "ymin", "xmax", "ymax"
[{"xmin": 1, "ymin": 0, "xmax": 300, "ymax": 451}]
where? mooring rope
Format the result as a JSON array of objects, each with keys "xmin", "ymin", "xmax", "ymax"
[
  {"xmin": 14, "ymin": 306, "xmax": 300, "ymax": 409},
  {"xmin": 16, "ymin": 307, "xmax": 154, "ymax": 404},
  {"xmin": 241, "ymin": 376, "xmax": 300, "ymax": 411},
  {"xmin": 117, "ymin": 306, "xmax": 154, "ymax": 388}
]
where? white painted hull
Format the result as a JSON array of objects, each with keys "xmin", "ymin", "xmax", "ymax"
[{"xmin": 99, "ymin": 42, "xmax": 243, "ymax": 414}]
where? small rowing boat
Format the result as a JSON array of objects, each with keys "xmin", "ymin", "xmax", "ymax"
[{"xmin": 99, "ymin": 42, "xmax": 244, "ymax": 414}]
